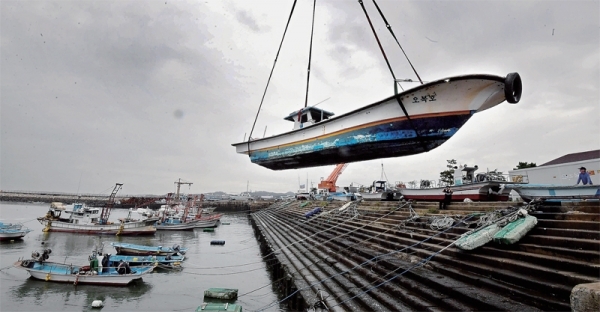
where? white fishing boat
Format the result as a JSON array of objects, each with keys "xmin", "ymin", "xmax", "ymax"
[
  {"xmin": 232, "ymin": 2, "xmax": 521, "ymax": 171},
  {"xmin": 0, "ymin": 222, "xmax": 32, "ymax": 241},
  {"xmin": 234, "ymin": 73, "xmax": 521, "ymax": 171},
  {"xmin": 14, "ymin": 249, "xmax": 154, "ymax": 286},
  {"xmin": 37, "ymin": 184, "xmax": 157, "ymax": 236},
  {"xmin": 506, "ymin": 184, "xmax": 600, "ymax": 201},
  {"xmin": 230, "ymin": 192, "xmax": 254, "ymax": 201},
  {"xmin": 398, "ymin": 165, "xmax": 515, "ymax": 202}
]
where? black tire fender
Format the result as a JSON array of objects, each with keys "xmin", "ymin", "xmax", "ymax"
[{"xmin": 504, "ymin": 72, "xmax": 522, "ymax": 104}]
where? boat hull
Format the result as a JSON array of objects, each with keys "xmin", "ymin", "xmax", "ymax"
[
  {"xmin": 233, "ymin": 74, "xmax": 518, "ymax": 170},
  {"xmin": 508, "ymin": 184, "xmax": 600, "ymax": 201},
  {"xmin": 155, "ymin": 219, "xmax": 219, "ymax": 230},
  {"xmin": 37, "ymin": 219, "xmax": 157, "ymax": 236},
  {"xmin": 107, "ymin": 255, "xmax": 184, "ymax": 267},
  {"xmin": 111, "ymin": 242, "xmax": 188, "ymax": 256},
  {"xmin": 0, "ymin": 230, "xmax": 31, "ymax": 241},
  {"xmin": 399, "ymin": 182, "xmax": 512, "ymax": 202}
]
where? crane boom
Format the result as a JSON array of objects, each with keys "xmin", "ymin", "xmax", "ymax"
[
  {"xmin": 317, "ymin": 163, "xmax": 348, "ymax": 192},
  {"xmin": 99, "ymin": 183, "xmax": 123, "ymax": 225}
]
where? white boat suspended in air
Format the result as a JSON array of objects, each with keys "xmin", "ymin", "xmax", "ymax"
[{"xmin": 233, "ymin": 73, "xmax": 522, "ymax": 170}]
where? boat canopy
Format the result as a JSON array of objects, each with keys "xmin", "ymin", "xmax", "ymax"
[{"xmin": 284, "ymin": 107, "xmax": 335, "ymax": 130}]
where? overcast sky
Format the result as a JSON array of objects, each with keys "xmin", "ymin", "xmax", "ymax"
[{"xmin": 1, "ymin": 0, "xmax": 598, "ymax": 196}]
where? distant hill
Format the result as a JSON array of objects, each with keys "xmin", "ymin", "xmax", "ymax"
[{"xmin": 204, "ymin": 190, "xmax": 296, "ymax": 199}]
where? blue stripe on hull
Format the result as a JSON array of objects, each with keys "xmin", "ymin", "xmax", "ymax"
[{"xmin": 251, "ymin": 113, "xmax": 473, "ymax": 170}]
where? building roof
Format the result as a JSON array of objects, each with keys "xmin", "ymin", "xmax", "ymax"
[{"xmin": 540, "ymin": 149, "xmax": 600, "ymax": 166}]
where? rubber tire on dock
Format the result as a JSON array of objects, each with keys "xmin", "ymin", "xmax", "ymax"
[{"xmin": 504, "ymin": 72, "xmax": 522, "ymax": 104}]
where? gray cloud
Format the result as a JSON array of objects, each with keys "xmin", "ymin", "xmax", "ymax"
[{"xmin": 1, "ymin": 0, "xmax": 598, "ymax": 195}]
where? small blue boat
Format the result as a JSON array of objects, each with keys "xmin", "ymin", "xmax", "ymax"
[
  {"xmin": 0, "ymin": 222, "xmax": 32, "ymax": 241},
  {"xmin": 103, "ymin": 254, "xmax": 185, "ymax": 267},
  {"xmin": 15, "ymin": 249, "xmax": 154, "ymax": 286},
  {"xmin": 111, "ymin": 242, "xmax": 187, "ymax": 256}
]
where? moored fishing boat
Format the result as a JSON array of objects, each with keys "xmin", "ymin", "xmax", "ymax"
[
  {"xmin": 399, "ymin": 165, "xmax": 515, "ymax": 202},
  {"xmin": 14, "ymin": 249, "xmax": 154, "ymax": 286},
  {"xmin": 155, "ymin": 216, "xmax": 220, "ymax": 231},
  {"xmin": 111, "ymin": 242, "xmax": 188, "ymax": 256},
  {"xmin": 0, "ymin": 222, "xmax": 32, "ymax": 241},
  {"xmin": 37, "ymin": 184, "xmax": 157, "ymax": 236},
  {"xmin": 105, "ymin": 254, "xmax": 184, "ymax": 267}
]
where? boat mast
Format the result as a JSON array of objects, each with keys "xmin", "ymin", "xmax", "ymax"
[{"xmin": 99, "ymin": 183, "xmax": 123, "ymax": 225}]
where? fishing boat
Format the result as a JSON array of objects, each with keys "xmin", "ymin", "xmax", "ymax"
[
  {"xmin": 234, "ymin": 73, "xmax": 521, "ymax": 171},
  {"xmin": 506, "ymin": 184, "xmax": 600, "ymax": 201},
  {"xmin": 111, "ymin": 242, "xmax": 188, "ymax": 256},
  {"xmin": 0, "ymin": 222, "xmax": 32, "ymax": 241},
  {"xmin": 398, "ymin": 165, "xmax": 515, "ymax": 202},
  {"xmin": 155, "ymin": 214, "xmax": 221, "ymax": 231},
  {"xmin": 91, "ymin": 241, "xmax": 185, "ymax": 268},
  {"xmin": 155, "ymin": 192, "xmax": 222, "ymax": 230},
  {"xmin": 230, "ymin": 192, "xmax": 254, "ymax": 201},
  {"xmin": 154, "ymin": 179, "xmax": 222, "ymax": 230},
  {"xmin": 37, "ymin": 184, "xmax": 157, "ymax": 236},
  {"xmin": 232, "ymin": 2, "xmax": 522, "ymax": 171},
  {"xmin": 14, "ymin": 249, "xmax": 154, "ymax": 286},
  {"xmin": 105, "ymin": 254, "xmax": 184, "ymax": 267}
]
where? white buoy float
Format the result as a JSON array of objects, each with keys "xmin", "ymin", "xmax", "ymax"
[{"xmin": 91, "ymin": 300, "xmax": 104, "ymax": 308}]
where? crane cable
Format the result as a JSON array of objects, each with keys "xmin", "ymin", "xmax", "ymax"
[
  {"xmin": 358, "ymin": 0, "xmax": 428, "ymax": 151},
  {"xmin": 371, "ymin": 0, "xmax": 423, "ymax": 85},
  {"xmin": 304, "ymin": 0, "xmax": 317, "ymax": 108},
  {"xmin": 247, "ymin": 0, "xmax": 298, "ymax": 155}
]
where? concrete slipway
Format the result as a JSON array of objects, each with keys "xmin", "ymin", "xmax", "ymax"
[{"xmin": 250, "ymin": 199, "xmax": 599, "ymax": 311}]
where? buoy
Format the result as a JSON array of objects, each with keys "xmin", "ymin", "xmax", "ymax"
[
  {"xmin": 210, "ymin": 240, "xmax": 225, "ymax": 246},
  {"xmin": 91, "ymin": 300, "xmax": 104, "ymax": 308}
]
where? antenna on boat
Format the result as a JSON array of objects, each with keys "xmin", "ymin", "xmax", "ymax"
[{"xmin": 309, "ymin": 97, "xmax": 331, "ymax": 109}]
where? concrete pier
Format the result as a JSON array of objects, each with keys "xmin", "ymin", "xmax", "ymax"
[{"xmin": 250, "ymin": 199, "xmax": 599, "ymax": 311}]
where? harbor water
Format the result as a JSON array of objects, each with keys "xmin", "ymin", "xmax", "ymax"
[{"xmin": 0, "ymin": 202, "xmax": 284, "ymax": 311}]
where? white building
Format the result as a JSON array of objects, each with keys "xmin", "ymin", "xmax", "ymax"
[{"xmin": 509, "ymin": 149, "xmax": 599, "ymax": 185}]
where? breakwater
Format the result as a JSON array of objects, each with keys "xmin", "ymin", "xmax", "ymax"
[{"xmin": 0, "ymin": 191, "xmax": 272, "ymax": 211}]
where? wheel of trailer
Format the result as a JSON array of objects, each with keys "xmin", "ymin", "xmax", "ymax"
[{"xmin": 504, "ymin": 72, "xmax": 522, "ymax": 104}]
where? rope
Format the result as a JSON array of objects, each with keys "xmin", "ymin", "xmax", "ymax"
[
  {"xmin": 370, "ymin": 0, "xmax": 423, "ymax": 84},
  {"xmin": 429, "ymin": 216, "xmax": 455, "ymax": 231},
  {"xmin": 304, "ymin": 0, "xmax": 317, "ymax": 108},
  {"xmin": 357, "ymin": 0, "xmax": 427, "ymax": 151},
  {"xmin": 247, "ymin": 0, "xmax": 298, "ymax": 154},
  {"xmin": 257, "ymin": 213, "xmax": 474, "ymax": 311}
]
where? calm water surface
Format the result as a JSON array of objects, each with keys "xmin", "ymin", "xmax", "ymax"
[{"xmin": 0, "ymin": 202, "xmax": 284, "ymax": 311}]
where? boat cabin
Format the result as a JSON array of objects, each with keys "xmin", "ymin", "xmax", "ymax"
[
  {"xmin": 54, "ymin": 203, "xmax": 101, "ymax": 224},
  {"xmin": 371, "ymin": 180, "xmax": 387, "ymax": 193},
  {"xmin": 284, "ymin": 107, "xmax": 335, "ymax": 130}
]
